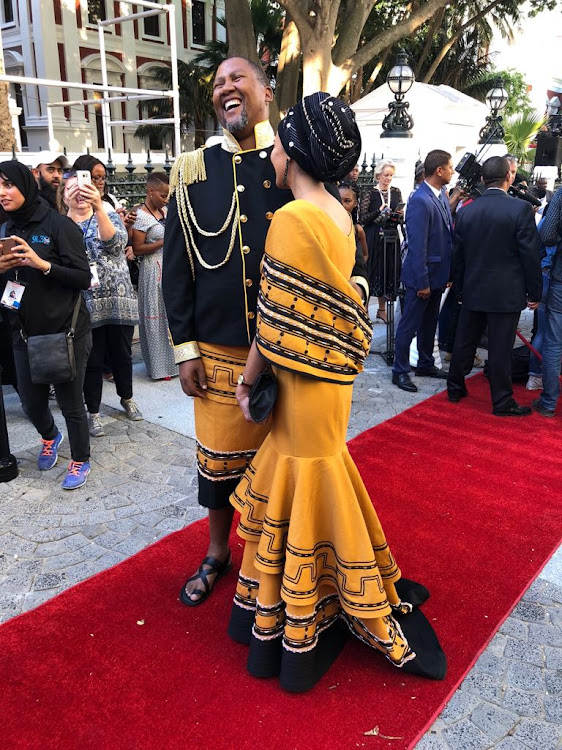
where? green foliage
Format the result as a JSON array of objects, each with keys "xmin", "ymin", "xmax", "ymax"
[
  {"xmin": 464, "ymin": 69, "xmax": 534, "ymax": 117},
  {"xmin": 504, "ymin": 112, "xmax": 547, "ymax": 165}
]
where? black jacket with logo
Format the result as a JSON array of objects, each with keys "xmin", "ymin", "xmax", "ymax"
[{"xmin": 3, "ymin": 200, "xmax": 91, "ymax": 338}]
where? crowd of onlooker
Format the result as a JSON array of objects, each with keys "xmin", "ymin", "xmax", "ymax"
[{"xmin": 0, "ymin": 151, "xmax": 176, "ymax": 489}]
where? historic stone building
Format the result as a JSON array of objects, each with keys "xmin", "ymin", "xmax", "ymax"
[{"xmin": 0, "ymin": 0, "xmax": 224, "ymax": 153}]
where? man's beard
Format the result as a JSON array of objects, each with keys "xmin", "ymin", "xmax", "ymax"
[
  {"xmin": 536, "ymin": 188, "xmax": 546, "ymax": 199},
  {"xmin": 222, "ymin": 107, "xmax": 249, "ymax": 136},
  {"xmin": 38, "ymin": 176, "xmax": 58, "ymax": 208}
]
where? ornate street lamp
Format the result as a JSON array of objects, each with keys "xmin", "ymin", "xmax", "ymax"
[
  {"xmin": 381, "ymin": 50, "xmax": 415, "ymax": 139},
  {"xmin": 478, "ymin": 78, "xmax": 509, "ymax": 144}
]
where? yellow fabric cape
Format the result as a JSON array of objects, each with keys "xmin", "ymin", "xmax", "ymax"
[{"xmin": 256, "ymin": 200, "xmax": 372, "ymax": 385}]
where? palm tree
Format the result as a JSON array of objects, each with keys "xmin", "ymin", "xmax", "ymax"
[
  {"xmin": 135, "ymin": 61, "xmax": 214, "ymax": 149},
  {"xmin": 504, "ymin": 113, "xmax": 546, "ymax": 167}
]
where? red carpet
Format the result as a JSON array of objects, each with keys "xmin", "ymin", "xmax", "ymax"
[{"xmin": 1, "ymin": 375, "xmax": 560, "ymax": 750}]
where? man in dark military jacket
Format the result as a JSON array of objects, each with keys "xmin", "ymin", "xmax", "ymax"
[{"xmin": 163, "ymin": 57, "xmax": 369, "ymax": 606}]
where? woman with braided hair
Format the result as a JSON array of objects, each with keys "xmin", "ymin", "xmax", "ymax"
[{"xmin": 228, "ymin": 93, "xmax": 446, "ymax": 692}]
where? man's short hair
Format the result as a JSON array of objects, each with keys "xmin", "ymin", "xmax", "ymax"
[
  {"xmin": 146, "ymin": 171, "xmax": 169, "ymax": 187},
  {"xmin": 424, "ymin": 149, "xmax": 451, "ymax": 176},
  {"xmin": 226, "ymin": 56, "xmax": 270, "ymax": 88},
  {"xmin": 503, "ymin": 153, "xmax": 518, "ymax": 165},
  {"xmin": 482, "ymin": 156, "xmax": 510, "ymax": 186}
]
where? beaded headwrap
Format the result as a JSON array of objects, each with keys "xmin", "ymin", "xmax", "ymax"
[{"xmin": 279, "ymin": 92, "xmax": 361, "ymax": 183}]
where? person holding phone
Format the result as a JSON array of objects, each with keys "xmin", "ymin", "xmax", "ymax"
[
  {"xmin": 60, "ymin": 171, "xmax": 141, "ymax": 437},
  {"xmin": 0, "ymin": 160, "xmax": 93, "ymax": 489}
]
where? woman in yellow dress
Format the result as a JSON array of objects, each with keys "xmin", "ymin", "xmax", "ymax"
[{"xmin": 228, "ymin": 93, "xmax": 446, "ymax": 693}]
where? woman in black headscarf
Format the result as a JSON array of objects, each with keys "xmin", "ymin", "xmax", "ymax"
[
  {"xmin": 227, "ymin": 93, "xmax": 446, "ymax": 692},
  {"xmin": 0, "ymin": 161, "xmax": 93, "ymax": 490}
]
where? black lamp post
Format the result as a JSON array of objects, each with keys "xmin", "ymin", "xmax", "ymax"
[
  {"xmin": 478, "ymin": 79, "xmax": 509, "ymax": 144},
  {"xmin": 381, "ymin": 50, "xmax": 415, "ymax": 139}
]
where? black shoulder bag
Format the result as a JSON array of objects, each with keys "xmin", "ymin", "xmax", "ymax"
[{"xmin": 21, "ymin": 295, "xmax": 82, "ymax": 384}]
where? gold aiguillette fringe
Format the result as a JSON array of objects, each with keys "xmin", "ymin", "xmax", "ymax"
[{"xmin": 168, "ymin": 147, "xmax": 207, "ymax": 196}]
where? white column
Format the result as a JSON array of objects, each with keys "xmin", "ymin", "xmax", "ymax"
[
  {"xmin": 61, "ymin": 0, "xmax": 89, "ymax": 135},
  {"xmin": 119, "ymin": 1, "xmax": 138, "ymax": 153}
]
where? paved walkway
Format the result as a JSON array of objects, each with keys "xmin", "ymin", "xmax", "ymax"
[{"xmin": 1, "ymin": 318, "xmax": 560, "ymax": 749}]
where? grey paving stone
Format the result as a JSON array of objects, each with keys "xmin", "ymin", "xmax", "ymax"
[
  {"xmin": 6, "ymin": 559, "xmax": 42, "ymax": 576},
  {"xmin": 0, "ymin": 533, "xmax": 37, "ymax": 555},
  {"xmin": 504, "ymin": 638, "xmax": 545, "ymax": 668},
  {"xmin": 0, "ymin": 574, "xmax": 33, "ymax": 593},
  {"xmin": 493, "ymin": 739, "xmax": 532, "ymax": 750},
  {"xmin": 42, "ymin": 550, "xmax": 88, "ymax": 572},
  {"xmin": 545, "ymin": 670, "xmax": 562, "ymax": 695},
  {"xmin": 503, "ymin": 687, "xmax": 544, "ymax": 717},
  {"xmin": 513, "ymin": 601, "xmax": 551, "ymax": 624},
  {"xmin": 513, "ymin": 719, "xmax": 562, "ymax": 750},
  {"xmin": 34, "ymin": 534, "xmax": 89, "ymax": 558},
  {"xmin": 22, "ymin": 589, "xmax": 58, "ymax": 612},
  {"xmin": 544, "ymin": 646, "xmax": 562, "ymax": 672},
  {"xmin": 471, "ymin": 702, "xmax": 518, "ymax": 742},
  {"xmin": 0, "ymin": 593, "xmax": 25, "ymax": 612},
  {"xmin": 441, "ymin": 690, "xmax": 482, "ymax": 724},
  {"xmin": 505, "ymin": 661, "xmax": 545, "ymax": 691},
  {"xmin": 544, "ymin": 695, "xmax": 562, "ymax": 723},
  {"xmin": 113, "ymin": 496, "xmax": 145, "ymax": 516},
  {"xmin": 488, "ymin": 632, "xmax": 507, "ymax": 657},
  {"xmin": 442, "ymin": 718, "xmax": 490, "ymax": 750},
  {"xmin": 414, "ymin": 732, "xmax": 451, "ymax": 749},
  {"xmin": 34, "ymin": 572, "xmax": 67, "ymax": 591},
  {"xmin": 475, "ymin": 650, "xmax": 507, "ymax": 678},
  {"xmin": 461, "ymin": 670, "xmax": 504, "ymax": 702},
  {"xmin": 88, "ymin": 509, "xmax": 117, "ymax": 524},
  {"xmin": 529, "ymin": 623, "xmax": 562, "ymax": 648}
]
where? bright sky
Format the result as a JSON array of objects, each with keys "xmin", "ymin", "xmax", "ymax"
[{"xmin": 489, "ymin": 4, "xmax": 562, "ymax": 113}]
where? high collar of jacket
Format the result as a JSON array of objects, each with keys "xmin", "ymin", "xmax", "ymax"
[{"xmin": 221, "ymin": 120, "xmax": 275, "ymax": 154}]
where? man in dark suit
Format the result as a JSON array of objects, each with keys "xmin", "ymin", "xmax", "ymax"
[
  {"xmin": 392, "ymin": 150, "xmax": 454, "ymax": 392},
  {"xmin": 447, "ymin": 156, "xmax": 542, "ymax": 416}
]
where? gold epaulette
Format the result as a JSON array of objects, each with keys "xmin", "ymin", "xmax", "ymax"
[{"xmin": 168, "ymin": 147, "xmax": 207, "ymax": 196}]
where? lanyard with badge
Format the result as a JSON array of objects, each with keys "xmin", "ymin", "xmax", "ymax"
[
  {"xmin": 81, "ymin": 214, "xmax": 100, "ymax": 289},
  {"xmin": 0, "ymin": 225, "xmax": 27, "ymax": 310}
]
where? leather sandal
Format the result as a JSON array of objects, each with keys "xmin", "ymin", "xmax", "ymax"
[{"xmin": 179, "ymin": 551, "xmax": 232, "ymax": 607}]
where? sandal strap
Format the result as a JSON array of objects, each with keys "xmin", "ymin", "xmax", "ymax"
[{"xmin": 184, "ymin": 551, "xmax": 232, "ymax": 595}]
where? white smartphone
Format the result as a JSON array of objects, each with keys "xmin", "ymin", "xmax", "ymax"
[{"xmin": 76, "ymin": 170, "xmax": 92, "ymax": 189}]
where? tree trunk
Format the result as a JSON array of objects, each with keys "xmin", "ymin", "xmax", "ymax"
[
  {"xmin": 362, "ymin": 48, "xmax": 391, "ymax": 97},
  {"xmin": 422, "ymin": 0, "xmax": 506, "ymax": 84},
  {"xmin": 224, "ymin": 0, "xmax": 261, "ymax": 63},
  {"xmin": 0, "ymin": 28, "xmax": 16, "ymax": 152},
  {"xmin": 276, "ymin": 15, "xmax": 301, "ymax": 113},
  {"xmin": 224, "ymin": 0, "xmax": 280, "ymax": 128}
]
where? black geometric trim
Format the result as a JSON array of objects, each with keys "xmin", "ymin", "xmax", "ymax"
[
  {"xmin": 258, "ymin": 296, "xmax": 365, "ymax": 362},
  {"xmin": 263, "ymin": 255, "xmax": 372, "ymax": 337}
]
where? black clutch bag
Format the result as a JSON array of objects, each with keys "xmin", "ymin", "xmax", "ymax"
[{"xmin": 248, "ymin": 370, "xmax": 277, "ymax": 423}]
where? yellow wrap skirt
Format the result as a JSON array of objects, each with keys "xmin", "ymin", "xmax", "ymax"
[{"xmin": 229, "ymin": 368, "xmax": 419, "ymax": 691}]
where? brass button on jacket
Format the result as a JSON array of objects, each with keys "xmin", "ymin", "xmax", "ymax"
[
  {"xmin": 248, "ymin": 311, "xmax": 255, "ymax": 319},
  {"xmin": 242, "ymin": 245, "xmax": 250, "ymax": 254},
  {"xmin": 245, "ymin": 278, "xmax": 253, "ymax": 287},
  {"xmin": 263, "ymin": 180, "xmax": 271, "ymax": 188},
  {"xmin": 265, "ymin": 211, "xmax": 274, "ymax": 220},
  {"xmin": 234, "ymin": 155, "xmax": 242, "ymax": 164},
  {"xmin": 240, "ymin": 214, "xmax": 248, "ymax": 223}
]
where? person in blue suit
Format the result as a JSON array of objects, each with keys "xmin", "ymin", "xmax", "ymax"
[{"xmin": 392, "ymin": 150, "xmax": 454, "ymax": 392}]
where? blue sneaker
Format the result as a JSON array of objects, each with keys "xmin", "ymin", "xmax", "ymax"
[
  {"xmin": 37, "ymin": 432, "xmax": 64, "ymax": 471},
  {"xmin": 62, "ymin": 460, "xmax": 91, "ymax": 490}
]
